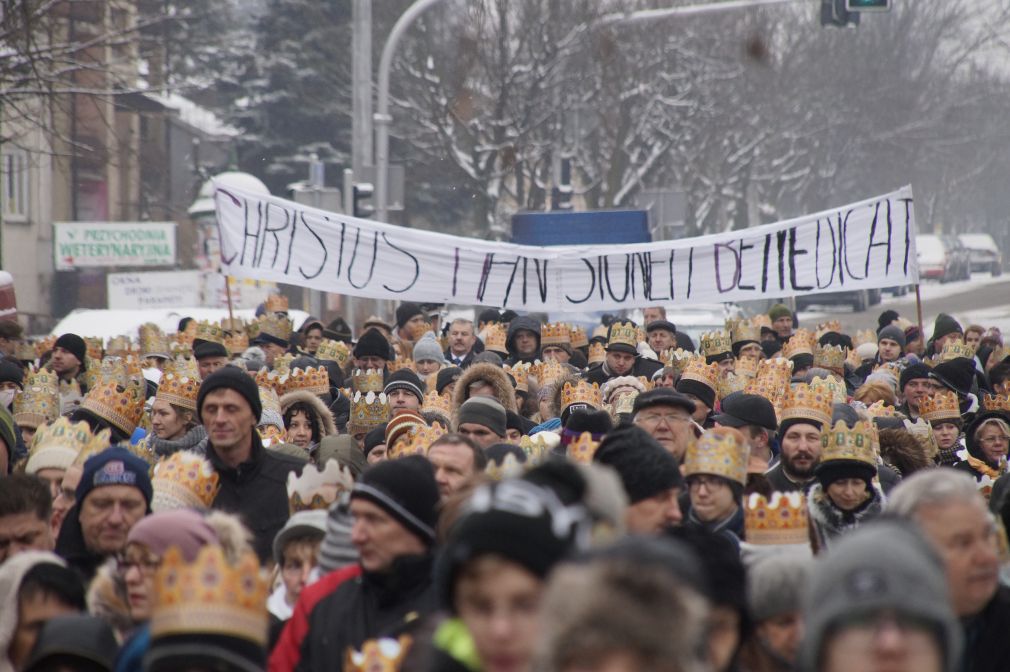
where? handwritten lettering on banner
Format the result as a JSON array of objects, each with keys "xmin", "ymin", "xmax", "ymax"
[{"xmin": 214, "ymin": 183, "xmax": 918, "ymax": 311}]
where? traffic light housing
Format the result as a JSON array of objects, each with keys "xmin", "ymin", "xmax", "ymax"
[
  {"xmin": 550, "ymin": 158, "xmax": 574, "ymax": 211},
  {"xmin": 846, "ymin": 0, "xmax": 890, "ymax": 10},
  {"xmin": 353, "ymin": 182, "xmax": 374, "ymax": 219}
]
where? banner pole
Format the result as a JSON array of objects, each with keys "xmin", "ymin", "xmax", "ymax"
[
  {"xmin": 915, "ymin": 284, "xmax": 924, "ymax": 346},
  {"xmin": 225, "ymin": 276, "xmax": 236, "ymax": 325}
]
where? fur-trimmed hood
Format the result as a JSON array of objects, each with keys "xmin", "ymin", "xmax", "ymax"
[
  {"xmin": 807, "ymin": 481, "xmax": 885, "ymax": 551},
  {"xmin": 452, "ymin": 362, "xmax": 518, "ymax": 414},
  {"xmin": 280, "ymin": 389, "xmax": 338, "ymax": 437}
]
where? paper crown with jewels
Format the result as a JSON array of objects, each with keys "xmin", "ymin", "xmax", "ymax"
[
  {"xmin": 265, "ymin": 293, "xmax": 289, "ymax": 313},
  {"xmin": 569, "ymin": 326, "xmax": 589, "ymax": 349},
  {"xmin": 389, "ymin": 423, "xmax": 447, "ymax": 460},
  {"xmin": 164, "ymin": 355, "xmax": 200, "ymax": 381},
  {"xmin": 782, "ymin": 329, "xmax": 817, "ymax": 360},
  {"xmin": 744, "ymin": 492, "xmax": 811, "ymax": 546},
  {"xmin": 15, "ymin": 340, "xmax": 37, "ymax": 362},
  {"xmin": 864, "ymin": 400, "xmax": 899, "ymax": 419},
  {"xmin": 814, "ymin": 320, "xmax": 843, "ymax": 340},
  {"xmin": 854, "ymin": 329, "xmax": 877, "ymax": 347},
  {"xmin": 386, "ymin": 358, "xmax": 415, "ymax": 373},
  {"xmin": 224, "ymin": 331, "xmax": 249, "ymax": 355},
  {"xmin": 981, "ymin": 393, "xmax": 1010, "ymax": 414},
  {"xmin": 700, "ymin": 330, "xmax": 733, "ymax": 358},
  {"xmin": 683, "ymin": 427, "xmax": 750, "ymax": 485},
  {"xmin": 278, "ymin": 366, "xmax": 330, "ymax": 397},
  {"xmin": 779, "ymin": 383, "xmax": 832, "ymax": 427},
  {"xmin": 139, "ymin": 324, "xmax": 171, "ymax": 359},
  {"xmin": 287, "ymin": 460, "xmax": 354, "ymax": 514},
  {"xmin": 562, "ymin": 380, "xmax": 602, "ymax": 413},
  {"xmin": 219, "ymin": 317, "xmax": 245, "ymax": 334},
  {"xmin": 344, "ymin": 635, "xmax": 413, "ymax": 672},
  {"xmin": 484, "ymin": 453, "xmax": 526, "ymax": 481},
  {"xmin": 541, "ymin": 322, "xmax": 571, "ymax": 347},
  {"xmin": 13, "ymin": 367, "xmax": 60, "ymax": 429},
  {"xmin": 504, "ymin": 363, "xmax": 531, "ymax": 393},
  {"xmin": 169, "ymin": 340, "xmax": 193, "ymax": 359},
  {"xmin": 814, "ymin": 344, "xmax": 846, "ymax": 372},
  {"xmin": 33, "ymin": 335, "xmax": 56, "ymax": 359},
  {"xmin": 247, "ymin": 314, "xmax": 293, "ymax": 342},
  {"xmin": 272, "ymin": 353, "xmax": 296, "ymax": 376},
  {"xmin": 150, "ymin": 545, "xmax": 268, "ymax": 646},
  {"xmin": 151, "ymin": 450, "xmax": 221, "ymax": 512},
  {"xmin": 421, "ymin": 391, "xmax": 453, "ymax": 422},
  {"xmin": 254, "ymin": 368, "xmax": 282, "ymax": 393},
  {"xmin": 727, "ymin": 319, "xmax": 761, "ymax": 346},
  {"xmin": 482, "ymin": 323, "xmax": 508, "ymax": 353},
  {"xmin": 519, "ymin": 434, "xmax": 554, "ymax": 465},
  {"xmin": 84, "ymin": 356, "xmax": 140, "ymax": 391},
  {"xmin": 83, "ymin": 337, "xmax": 104, "ymax": 361},
  {"xmin": 155, "ymin": 373, "xmax": 200, "ymax": 411},
  {"xmin": 606, "ymin": 322, "xmax": 638, "ymax": 350},
  {"xmin": 821, "ymin": 420, "xmax": 877, "ymax": 467},
  {"xmin": 567, "ymin": 432, "xmax": 600, "ymax": 464},
  {"xmin": 751, "ymin": 357, "xmax": 793, "ymax": 391},
  {"xmin": 532, "ymin": 359, "xmax": 567, "ymax": 387},
  {"xmin": 919, "ymin": 390, "xmax": 961, "ymax": 423},
  {"xmin": 679, "ymin": 359, "xmax": 721, "ymax": 394},
  {"xmin": 718, "ymin": 372, "xmax": 749, "ymax": 400},
  {"xmin": 940, "ymin": 341, "xmax": 976, "ymax": 363},
  {"xmin": 734, "ymin": 356, "xmax": 760, "ymax": 378},
  {"xmin": 258, "ymin": 386, "xmax": 282, "ymax": 424},
  {"xmin": 316, "ymin": 339, "xmax": 351, "ymax": 367},
  {"xmin": 663, "ymin": 349, "xmax": 698, "ymax": 375},
  {"xmin": 106, "ymin": 335, "xmax": 138, "ymax": 358},
  {"xmin": 588, "ymin": 342, "xmax": 606, "ymax": 365},
  {"xmin": 809, "ymin": 375, "xmax": 847, "ymax": 405},
  {"xmin": 81, "ymin": 379, "xmax": 146, "ymax": 435},
  {"xmin": 351, "ymin": 368, "xmax": 385, "ymax": 394},
  {"xmin": 25, "ymin": 417, "xmax": 110, "ymax": 475},
  {"xmin": 348, "ymin": 391, "xmax": 390, "ymax": 433}
]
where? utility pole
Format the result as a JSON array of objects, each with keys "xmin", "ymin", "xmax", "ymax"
[{"xmin": 352, "ymin": 0, "xmax": 373, "ymax": 174}]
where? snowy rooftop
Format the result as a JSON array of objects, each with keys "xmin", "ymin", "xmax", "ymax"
[{"xmin": 144, "ymin": 92, "xmax": 240, "ymax": 138}]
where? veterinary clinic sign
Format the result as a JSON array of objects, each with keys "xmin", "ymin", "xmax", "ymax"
[
  {"xmin": 215, "ymin": 183, "xmax": 919, "ymax": 311},
  {"xmin": 54, "ymin": 222, "xmax": 176, "ymax": 271}
]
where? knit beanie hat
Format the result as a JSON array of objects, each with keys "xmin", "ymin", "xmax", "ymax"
[
  {"xmin": 412, "ymin": 332, "xmax": 445, "ymax": 365},
  {"xmin": 363, "ymin": 424, "xmax": 387, "ymax": 457},
  {"xmin": 899, "ymin": 362, "xmax": 931, "ymax": 391},
  {"xmin": 127, "ymin": 509, "xmax": 219, "ymax": 562},
  {"xmin": 561, "ymin": 410, "xmax": 612, "ymax": 448},
  {"xmin": 876, "ymin": 310, "xmax": 899, "ymax": 333},
  {"xmin": 436, "ymin": 477, "xmax": 591, "ymax": 611},
  {"xmin": 593, "ymin": 426, "xmax": 683, "ymax": 503},
  {"xmin": 0, "ymin": 360, "xmax": 24, "ymax": 390},
  {"xmin": 798, "ymin": 520, "xmax": 962, "ymax": 672},
  {"xmin": 77, "ymin": 446, "xmax": 153, "ymax": 510},
  {"xmin": 788, "ymin": 353, "xmax": 814, "ymax": 371},
  {"xmin": 457, "ymin": 397, "xmax": 507, "ymax": 437},
  {"xmin": 352, "ymin": 455, "xmax": 439, "ymax": 544},
  {"xmin": 383, "ymin": 369, "xmax": 425, "ymax": 403},
  {"xmin": 54, "ymin": 333, "xmax": 87, "ymax": 365},
  {"xmin": 272, "ymin": 509, "xmax": 327, "ymax": 566},
  {"xmin": 932, "ymin": 313, "xmax": 963, "ymax": 342},
  {"xmin": 815, "ymin": 460, "xmax": 877, "ymax": 490},
  {"xmin": 318, "ymin": 497, "xmax": 358, "ymax": 574},
  {"xmin": 384, "ymin": 411, "xmax": 427, "ymax": 447},
  {"xmin": 877, "ymin": 324, "xmax": 906, "ymax": 348},
  {"xmin": 395, "ymin": 302, "xmax": 424, "ymax": 330},
  {"xmin": 768, "ymin": 304, "xmax": 792, "ymax": 322},
  {"xmin": 676, "ymin": 378, "xmax": 716, "ymax": 410},
  {"xmin": 747, "ymin": 551, "xmax": 813, "ymax": 622},
  {"xmin": 352, "ymin": 328, "xmax": 392, "ymax": 361},
  {"xmin": 197, "ymin": 366, "xmax": 262, "ymax": 421},
  {"xmin": 436, "ymin": 367, "xmax": 462, "ymax": 395}
]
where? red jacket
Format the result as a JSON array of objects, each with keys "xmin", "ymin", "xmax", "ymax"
[{"xmin": 268, "ymin": 564, "xmax": 363, "ymax": 672}]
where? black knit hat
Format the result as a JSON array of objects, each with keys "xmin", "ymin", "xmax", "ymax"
[
  {"xmin": 593, "ymin": 426, "xmax": 684, "ymax": 503},
  {"xmin": 932, "ymin": 313, "xmax": 963, "ymax": 342},
  {"xmin": 0, "ymin": 360, "xmax": 24, "ymax": 390},
  {"xmin": 436, "ymin": 367, "xmax": 462, "ymax": 395},
  {"xmin": 383, "ymin": 369, "xmax": 425, "ymax": 402},
  {"xmin": 877, "ymin": 310, "xmax": 900, "ymax": 333},
  {"xmin": 561, "ymin": 409, "xmax": 613, "ymax": 448},
  {"xmin": 363, "ymin": 424, "xmax": 387, "ymax": 457},
  {"xmin": 395, "ymin": 302, "xmax": 424, "ymax": 329},
  {"xmin": 788, "ymin": 353, "xmax": 814, "ymax": 371},
  {"xmin": 899, "ymin": 363, "xmax": 931, "ymax": 391},
  {"xmin": 54, "ymin": 333, "xmax": 87, "ymax": 364},
  {"xmin": 930, "ymin": 358, "xmax": 975, "ymax": 397},
  {"xmin": 816, "ymin": 460, "xmax": 876, "ymax": 490},
  {"xmin": 197, "ymin": 366, "xmax": 262, "ymax": 421},
  {"xmin": 676, "ymin": 378, "xmax": 716, "ymax": 410},
  {"xmin": 193, "ymin": 340, "xmax": 229, "ymax": 360},
  {"xmin": 352, "ymin": 455, "xmax": 440, "ymax": 545},
  {"xmin": 352, "ymin": 328, "xmax": 392, "ymax": 361}
]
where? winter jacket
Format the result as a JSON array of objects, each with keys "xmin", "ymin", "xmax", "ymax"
[
  {"xmin": 207, "ymin": 433, "xmax": 306, "ymax": 563},
  {"xmin": 505, "ymin": 316, "xmax": 541, "ymax": 365},
  {"xmin": 269, "ymin": 564, "xmax": 362, "ymax": 672},
  {"xmin": 296, "ymin": 554, "xmax": 438, "ymax": 672},
  {"xmin": 684, "ymin": 503, "xmax": 744, "ymax": 548},
  {"xmin": 583, "ymin": 358, "xmax": 663, "ymax": 386},
  {"xmin": 280, "ymin": 389, "xmax": 339, "ymax": 458},
  {"xmin": 963, "ymin": 586, "xmax": 1010, "ymax": 672},
  {"xmin": 763, "ymin": 462, "xmax": 814, "ymax": 495},
  {"xmin": 53, "ymin": 503, "xmax": 115, "ymax": 584},
  {"xmin": 807, "ymin": 482, "xmax": 885, "ymax": 551}
]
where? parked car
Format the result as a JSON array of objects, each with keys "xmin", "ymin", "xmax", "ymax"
[
  {"xmin": 940, "ymin": 235, "xmax": 972, "ymax": 281},
  {"xmin": 795, "ymin": 288, "xmax": 881, "ymax": 313},
  {"xmin": 959, "ymin": 233, "xmax": 1003, "ymax": 276},
  {"xmin": 916, "ymin": 234, "xmax": 954, "ymax": 282}
]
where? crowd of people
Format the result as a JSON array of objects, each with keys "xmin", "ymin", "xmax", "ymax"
[{"xmin": 0, "ymin": 293, "xmax": 1009, "ymax": 672}]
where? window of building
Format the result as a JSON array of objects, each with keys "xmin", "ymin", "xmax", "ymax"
[{"xmin": 1, "ymin": 150, "xmax": 29, "ymax": 221}]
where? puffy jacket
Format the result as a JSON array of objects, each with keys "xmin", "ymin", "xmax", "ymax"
[
  {"xmin": 207, "ymin": 433, "xmax": 306, "ymax": 562},
  {"xmin": 295, "ymin": 555, "xmax": 437, "ymax": 672}
]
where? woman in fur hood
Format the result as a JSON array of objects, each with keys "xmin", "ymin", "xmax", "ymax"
[
  {"xmin": 451, "ymin": 362, "xmax": 518, "ymax": 415},
  {"xmin": 280, "ymin": 390, "xmax": 338, "ymax": 460}
]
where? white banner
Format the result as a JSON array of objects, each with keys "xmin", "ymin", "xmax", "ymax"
[
  {"xmin": 107, "ymin": 270, "xmax": 202, "ymax": 309},
  {"xmin": 214, "ymin": 183, "xmax": 918, "ymax": 311},
  {"xmin": 54, "ymin": 221, "xmax": 177, "ymax": 270}
]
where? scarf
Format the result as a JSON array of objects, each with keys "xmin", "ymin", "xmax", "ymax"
[{"xmin": 147, "ymin": 425, "xmax": 208, "ymax": 457}]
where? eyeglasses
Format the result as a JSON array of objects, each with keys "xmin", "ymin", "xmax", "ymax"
[
  {"xmin": 635, "ymin": 412, "xmax": 691, "ymax": 426},
  {"xmin": 979, "ymin": 435, "xmax": 1010, "ymax": 446},
  {"xmin": 688, "ymin": 475, "xmax": 729, "ymax": 491},
  {"xmin": 116, "ymin": 554, "xmax": 162, "ymax": 577}
]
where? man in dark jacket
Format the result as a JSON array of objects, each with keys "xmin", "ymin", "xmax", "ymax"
[
  {"xmin": 505, "ymin": 315, "xmax": 541, "ymax": 365},
  {"xmin": 198, "ymin": 366, "xmax": 305, "ymax": 563},
  {"xmin": 585, "ymin": 321, "xmax": 662, "ymax": 386},
  {"xmin": 296, "ymin": 456, "xmax": 440, "ymax": 672}
]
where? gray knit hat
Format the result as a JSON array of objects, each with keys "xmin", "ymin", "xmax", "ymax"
[
  {"xmin": 798, "ymin": 520, "xmax": 962, "ymax": 672},
  {"xmin": 318, "ymin": 495, "xmax": 358, "ymax": 574},
  {"xmin": 412, "ymin": 332, "xmax": 446, "ymax": 365},
  {"xmin": 746, "ymin": 551, "xmax": 812, "ymax": 622},
  {"xmin": 456, "ymin": 396, "xmax": 507, "ymax": 437},
  {"xmin": 877, "ymin": 324, "xmax": 906, "ymax": 348}
]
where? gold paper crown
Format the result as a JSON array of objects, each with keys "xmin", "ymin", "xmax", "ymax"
[
  {"xmin": 990, "ymin": 346, "xmax": 1010, "ymax": 368},
  {"xmin": 258, "ymin": 386, "xmax": 282, "ymax": 423},
  {"xmin": 351, "ymin": 368, "xmax": 385, "ymax": 394},
  {"xmin": 152, "ymin": 450, "xmax": 221, "ymax": 511},
  {"xmin": 753, "ymin": 357, "xmax": 793, "ymax": 391},
  {"xmin": 287, "ymin": 460, "xmax": 354, "ymax": 513},
  {"xmin": 224, "ymin": 332, "xmax": 249, "ymax": 355},
  {"xmin": 821, "ymin": 420, "xmax": 877, "ymax": 467},
  {"xmin": 744, "ymin": 492, "xmax": 811, "ymax": 546},
  {"xmin": 700, "ymin": 330, "xmax": 732, "ymax": 358},
  {"xmin": 541, "ymin": 322, "xmax": 572, "ymax": 346},
  {"xmin": 982, "ymin": 393, "xmax": 1010, "ymax": 414},
  {"xmin": 407, "ymin": 321, "xmax": 433, "ymax": 340},
  {"xmin": 421, "ymin": 391, "xmax": 453, "ymax": 421},
  {"xmin": 588, "ymin": 342, "xmax": 606, "ymax": 364},
  {"xmin": 814, "ymin": 320, "xmax": 843, "ymax": 340},
  {"xmin": 390, "ymin": 422, "xmax": 447, "ymax": 460},
  {"xmin": 504, "ymin": 363, "xmax": 531, "ymax": 393},
  {"xmin": 482, "ymin": 324, "xmax": 508, "ymax": 353},
  {"xmin": 570, "ymin": 326, "xmax": 588, "ymax": 349},
  {"xmin": 728, "ymin": 319, "xmax": 760, "ymax": 346},
  {"xmin": 606, "ymin": 322, "xmax": 638, "ymax": 349},
  {"xmin": 155, "ymin": 373, "xmax": 200, "ymax": 411},
  {"xmin": 663, "ymin": 349, "xmax": 698, "ymax": 375},
  {"xmin": 567, "ymin": 432, "xmax": 599, "ymax": 464},
  {"xmin": 254, "ymin": 368, "xmax": 282, "ymax": 392},
  {"xmin": 273, "ymin": 353, "xmax": 296, "ymax": 375},
  {"xmin": 169, "ymin": 341, "xmax": 193, "ymax": 359},
  {"xmin": 29, "ymin": 417, "xmax": 110, "ymax": 466},
  {"xmin": 864, "ymin": 400, "xmax": 899, "ymax": 418},
  {"xmin": 15, "ymin": 341, "xmax": 36, "ymax": 362},
  {"xmin": 84, "ymin": 337, "xmax": 104, "ymax": 360},
  {"xmin": 247, "ymin": 314, "xmax": 292, "ymax": 342},
  {"xmin": 854, "ymin": 329, "xmax": 877, "ymax": 347},
  {"xmin": 940, "ymin": 341, "xmax": 976, "ymax": 362},
  {"xmin": 34, "ymin": 335, "xmax": 56, "ymax": 358},
  {"xmin": 782, "ymin": 329, "xmax": 816, "ymax": 360},
  {"xmin": 679, "ymin": 359, "xmax": 721, "ymax": 394},
  {"xmin": 278, "ymin": 366, "xmax": 330, "ymax": 397},
  {"xmin": 918, "ymin": 391, "xmax": 961, "ymax": 424},
  {"xmin": 809, "ymin": 375, "xmax": 847, "ymax": 405},
  {"xmin": 611, "ymin": 391, "xmax": 639, "ymax": 418},
  {"xmin": 150, "ymin": 545, "xmax": 268, "ymax": 646},
  {"xmin": 734, "ymin": 356, "xmax": 760, "ymax": 378},
  {"xmin": 345, "ymin": 635, "xmax": 413, "ymax": 672},
  {"xmin": 533, "ymin": 360, "xmax": 567, "ymax": 387},
  {"xmin": 162, "ymin": 355, "xmax": 198, "ymax": 381},
  {"xmin": 106, "ymin": 335, "xmax": 138, "ymax": 358},
  {"xmin": 718, "ymin": 372, "xmax": 748, "ymax": 400},
  {"xmin": 683, "ymin": 427, "xmax": 750, "ymax": 485},
  {"xmin": 484, "ymin": 453, "xmax": 526, "ymax": 481},
  {"xmin": 519, "ymin": 434, "xmax": 552, "ymax": 465},
  {"xmin": 139, "ymin": 324, "xmax": 171, "ymax": 358},
  {"xmin": 386, "ymin": 358, "xmax": 416, "ymax": 373},
  {"xmin": 348, "ymin": 391, "xmax": 390, "ymax": 433},
  {"xmin": 779, "ymin": 383, "xmax": 832, "ymax": 427},
  {"xmin": 814, "ymin": 344, "xmax": 847, "ymax": 372},
  {"xmin": 561, "ymin": 380, "xmax": 602, "ymax": 412},
  {"xmin": 316, "ymin": 339, "xmax": 351, "ymax": 366},
  {"xmin": 265, "ymin": 293, "xmax": 289, "ymax": 313},
  {"xmin": 13, "ymin": 368, "xmax": 60, "ymax": 429},
  {"xmin": 81, "ymin": 379, "xmax": 146, "ymax": 435},
  {"xmin": 220, "ymin": 317, "xmax": 246, "ymax": 334}
]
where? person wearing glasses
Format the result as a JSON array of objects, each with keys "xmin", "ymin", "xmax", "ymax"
[
  {"xmin": 954, "ymin": 410, "xmax": 1010, "ymax": 492},
  {"xmin": 630, "ymin": 388, "xmax": 699, "ymax": 462},
  {"xmin": 681, "ymin": 427, "xmax": 750, "ymax": 544}
]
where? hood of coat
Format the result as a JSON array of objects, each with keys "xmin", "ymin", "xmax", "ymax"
[
  {"xmin": 280, "ymin": 389, "xmax": 338, "ymax": 438},
  {"xmin": 452, "ymin": 362, "xmax": 519, "ymax": 417}
]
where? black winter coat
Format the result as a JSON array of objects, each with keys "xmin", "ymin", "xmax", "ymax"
[
  {"xmin": 296, "ymin": 554, "xmax": 438, "ymax": 672},
  {"xmin": 207, "ymin": 434, "xmax": 305, "ymax": 563},
  {"xmin": 964, "ymin": 586, "xmax": 1010, "ymax": 672},
  {"xmin": 583, "ymin": 358, "xmax": 663, "ymax": 386}
]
